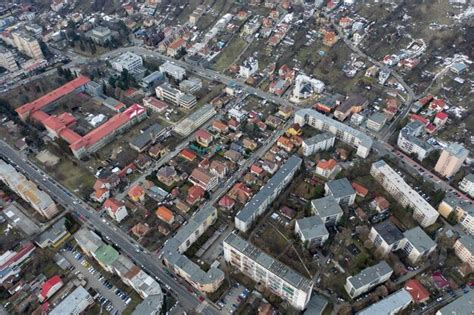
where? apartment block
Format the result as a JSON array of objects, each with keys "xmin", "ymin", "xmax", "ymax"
[
  {"xmin": 111, "ymin": 52, "xmax": 143, "ymax": 74},
  {"xmin": 301, "ymin": 132, "xmax": 335, "ymax": 156},
  {"xmin": 159, "ymin": 61, "xmax": 186, "ymax": 81},
  {"xmin": 397, "ymin": 121, "xmax": 433, "ymax": 161},
  {"xmin": 0, "ymin": 160, "xmax": 58, "ymax": 219},
  {"xmin": 173, "ymin": 104, "xmax": 216, "ymax": 136},
  {"xmin": 371, "ymin": 160, "xmax": 439, "ymax": 227},
  {"xmin": 223, "ymin": 233, "xmax": 314, "ymax": 310},
  {"xmin": 155, "ymin": 83, "xmax": 196, "ymax": 109},
  {"xmin": 344, "ymin": 261, "xmax": 393, "ymax": 298},
  {"xmin": 161, "ymin": 206, "xmax": 224, "ymax": 293},
  {"xmin": 295, "ymin": 216, "xmax": 329, "ymax": 247},
  {"xmin": 311, "ymin": 196, "xmax": 343, "ymax": 225},
  {"xmin": 437, "ymin": 193, "xmax": 474, "ymax": 235},
  {"xmin": 235, "ymin": 155, "xmax": 302, "ymax": 233},
  {"xmin": 459, "ymin": 174, "xmax": 474, "ymax": 198},
  {"xmin": 454, "ymin": 235, "xmax": 474, "ymax": 269},
  {"xmin": 401, "ymin": 226, "xmax": 437, "ymax": 265},
  {"xmin": 436, "ymin": 291, "xmax": 474, "ymax": 315},
  {"xmin": 0, "ymin": 48, "xmax": 18, "ymax": 72},
  {"xmin": 357, "ymin": 289, "xmax": 412, "ymax": 315},
  {"xmin": 369, "ymin": 220, "xmax": 405, "ymax": 256},
  {"xmin": 11, "ymin": 31, "xmax": 44, "ymax": 59},
  {"xmin": 435, "ymin": 142, "xmax": 469, "ymax": 178},
  {"xmin": 294, "ymin": 109, "xmax": 372, "ymax": 158},
  {"xmin": 324, "ymin": 178, "xmax": 356, "ymax": 206}
]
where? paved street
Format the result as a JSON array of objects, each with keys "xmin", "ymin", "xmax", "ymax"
[{"xmin": 0, "ymin": 140, "xmax": 220, "ymax": 315}]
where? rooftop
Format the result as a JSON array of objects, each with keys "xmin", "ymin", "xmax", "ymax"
[
  {"xmin": 457, "ymin": 235, "xmax": 474, "ymax": 253},
  {"xmin": 94, "ymin": 245, "xmax": 119, "ymax": 266},
  {"xmin": 130, "ymin": 123, "xmax": 163, "ymax": 150},
  {"xmin": 347, "ymin": 261, "xmax": 393, "ymax": 290},
  {"xmin": 436, "ymin": 290, "xmax": 474, "ymax": 315},
  {"xmin": 49, "ymin": 286, "xmax": 92, "ymax": 315},
  {"xmin": 296, "ymin": 216, "xmax": 329, "ymax": 240},
  {"xmin": 311, "ymin": 196, "xmax": 343, "ymax": 219},
  {"xmin": 444, "ymin": 142, "xmax": 469, "ymax": 160},
  {"xmin": 373, "ymin": 220, "xmax": 404, "ymax": 245},
  {"xmin": 325, "ymin": 178, "xmax": 355, "ymax": 199},
  {"xmin": 403, "ymin": 227, "xmax": 436, "ymax": 253},
  {"xmin": 304, "ymin": 132, "xmax": 335, "ymax": 147},
  {"xmin": 357, "ymin": 289, "xmax": 412, "ymax": 315}
]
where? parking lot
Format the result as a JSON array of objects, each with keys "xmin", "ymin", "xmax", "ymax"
[
  {"xmin": 217, "ymin": 283, "xmax": 249, "ymax": 315},
  {"xmin": 61, "ymin": 246, "xmax": 128, "ymax": 314}
]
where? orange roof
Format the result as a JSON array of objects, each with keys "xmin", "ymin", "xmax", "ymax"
[
  {"xmin": 103, "ymin": 198, "xmax": 123, "ymax": 213},
  {"xmin": 316, "ymin": 159, "xmax": 337, "ymax": 170},
  {"xmin": 168, "ymin": 37, "xmax": 185, "ymax": 50},
  {"xmin": 70, "ymin": 104, "xmax": 146, "ymax": 151},
  {"xmin": 59, "ymin": 128, "xmax": 82, "ymax": 144},
  {"xmin": 156, "ymin": 206, "xmax": 174, "ymax": 223},
  {"xmin": 128, "ymin": 185, "xmax": 144, "ymax": 198},
  {"xmin": 16, "ymin": 76, "xmax": 90, "ymax": 115},
  {"xmin": 95, "ymin": 188, "xmax": 108, "ymax": 199},
  {"xmin": 405, "ymin": 279, "xmax": 430, "ymax": 303},
  {"xmin": 352, "ymin": 182, "xmax": 368, "ymax": 197},
  {"xmin": 212, "ymin": 120, "xmax": 228, "ymax": 131},
  {"xmin": 195, "ymin": 129, "xmax": 212, "ymax": 140},
  {"xmin": 180, "ymin": 148, "xmax": 196, "ymax": 161},
  {"xmin": 30, "ymin": 110, "xmax": 50, "ymax": 123},
  {"xmin": 143, "ymin": 97, "xmax": 168, "ymax": 110}
]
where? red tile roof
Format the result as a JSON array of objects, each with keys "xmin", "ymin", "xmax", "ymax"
[
  {"xmin": 128, "ymin": 185, "xmax": 144, "ymax": 199},
  {"xmin": 352, "ymin": 182, "xmax": 368, "ymax": 197},
  {"xmin": 180, "ymin": 148, "xmax": 197, "ymax": 161},
  {"xmin": 219, "ymin": 195, "xmax": 235, "ymax": 209},
  {"xmin": 316, "ymin": 159, "xmax": 337, "ymax": 170},
  {"xmin": 195, "ymin": 129, "xmax": 212, "ymax": 140},
  {"xmin": 435, "ymin": 112, "xmax": 448, "ymax": 120},
  {"xmin": 16, "ymin": 76, "xmax": 90, "ymax": 116},
  {"xmin": 410, "ymin": 114, "xmax": 429, "ymax": 126},
  {"xmin": 405, "ymin": 279, "xmax": 430, "ymax": 303},
  {"xmin": 30, "ymin": 110, "xmax": 50, "ymax": 123},
  {"xmin": 59, "ymin": 128, "xmax": 82, "ymax": 144},
  {"xmin": 103, "ymin": 198, "xmax": 123, "ymax": 213},
  {"xmin": 40, "ymin": 275, "xmax": 62, "ymax": 300},
  {"xmin": 156, "ymin": 206, "xmax": 174, "ymax": 223}
]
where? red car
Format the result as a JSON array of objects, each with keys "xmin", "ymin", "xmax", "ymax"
[{"xmin": 198, "ymin": 296, "xmax": 205, "ymax": 302}]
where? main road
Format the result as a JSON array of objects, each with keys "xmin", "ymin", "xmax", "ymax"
[{"xmin": 0, "ymin": 140, "xmax": 220, "ymax": 315}]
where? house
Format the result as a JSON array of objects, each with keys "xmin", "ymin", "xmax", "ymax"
[
  {"xmin": 277, "ymin": 136, "xmax": 294, "ymax": 152},
  {"xmin": 135, "ymin": 154, "xmax": 153, "ymax": 170},
  {"xmin": 325, "ymin": 178, "xmax": 356, "ymax": 206},
  {"xmin": 180, "ymin": 149, "xmax": 197, "ymax": 161},
  {"xmin": 224, "ymin": 149, "xmax": 242, "ymax": 163},
  {"xmin": 250, "ymin": 164, "xmax": 264, "ymax": 177},
  {"xmin": 212, "ymin": 120, "xmax": 228, "ymax": 133},
  {"xmin": 229, "ymin": 182, "xmax": 253, "ymax": 203},
  {"xmin": 434, "ymin": 112, "xmax": 448, "ymax": 126},
  {"xmin": 156, "ymin": 206, "xmax": 175, "ymax": 225},
  {"xmin": 311, "ymin": 196, "xmax": 344, "ymax": 225},
  {"xmin": 195, "ymin": 129, "xmax": 213, "ymax": 147},
  {"xmin": 314, "ymin": 94, "xmax": 344, "ymax": 113},
  {"xmin": 322, "ymin": 30, "xmax": 338, "ymax": 46},
  {"xmin": 371, "ymin": 196, "xmax": 390, "ymax": 213},
  {"xmin": 129, "ymin": 123, "xmax": 164, "ymax": 153},
  {"xmin": 369, "ymin": 220, "xmax": 405, "ymax": 255},
  {"xmin": 334, "ymin": 94, "xmax": 369, "ymax": 121},
  {"xmin": 351, "ymin": 182, "xmax": 368, "ymax": 198},
  {"xmin": 35, "ymin": 217, "xmax": 70, "ymax": 248},
  {"xmin": 186, "ymin": 185, "xmax": 205, "ymax": 205},
  {"xmin": 344, "ymin": 261, "xmax": 393, "ymax": 298},
  {"xmin": 143, "ymin": 97, "xmax": 168, "ymax": 113},
  {"xmin": 38, "ymin": 275, "xmax": 63, "ymax": 302},
  {"xmin": 315, "ymin": 159, "xmax": 338, "ymax": 178},
  {"xmin": 366, "ymin": 112, "xmax": 387, "ymax": 132},
  {"xmin": 242, "ymin": 138, "xmax": 258, "ymax": 151},
  {"xmin": 218, "ymin": 195, "xmax": 236, "ymax": 210},
  {"xmin": 167, "ymin": 37, "xmax": 186, "ymax": 57},
  {"xmin": 295, "ymin": 216, "xmax": 329, "ymax": 247},
  {"xmin": 131, "ymin": 223, "xmax": 150, "ymax": 238},
  {"xmin": 280, "ymin": 206, "xmax": 296, "ymax": 220},
  {"xmin": 91, "ymin": 188, "xmax": 110, "ymax": 203},
  {"xmin": 189, "ymin": 168, "xmax": 219, "ymax": 191},
  {"xmin": 404, "ymin": 279, "xmax": 429, "ymax": 304},
  {"xmin": 157, "ymin": 166, "xmax": 179, "ymax": 187},
  {"xmin": 287, "ymin": 123, "xmax": 302, "ymax": 136},
  {"xmin": 210, "ymin": 160, "xmax": 228, "ymax": 178},
  {"xmin": 128, "ymin": 185, "xmax": 145, "ymax": 202},
  {"xmin": 103, "ymin": 198, "xmax": 128, "ymax": 223},
  {"xmin": 149, "ymin": 143, "xmax": 167, "ymax": 159},
  {"xmin": 277, "ymin": 105, "xmax": 293, "ymax": 120}
]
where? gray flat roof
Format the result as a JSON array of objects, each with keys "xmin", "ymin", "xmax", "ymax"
[
  {"xmin": 325, "ymin": 178, "xmax": 355, "ymax": 200},
  {"xmin": 356, "ymin": 289, "xmax": 412, "ymax": 315},
  {"xmin": 347, "ymin": 261, "xmax": 393, "ymax": 290},
  {"xmin": 373, "ymin": 220, "xmax": 404, "ymax": 245},
  {"xmin": 224, "ymin": 233, "xmax": 313, "ymax": 292},
  {"xmin": 303, "ymin": 132, "xmax": 335, "ymax": 146},
  {"xmin": 403, "ymin": 226, "xmax": 436, "ymax": 253},
  {"xmin": 235, "ymin": 155, "xmax": 302, "ymax": 224},
  {"xmin": 368, "ymin": 112, "xmax": 387, "ymax": 124},
  {"xmin": 304, "ymin": 294, "xmax": 328, "ymax": 315},
  {"xmin": 457, "ymin": 235, "xmax": 474, "ymax": 254},
  {"xmin": 311, "ymin": 196, "xmax": 343, "ymax": 219},
  {"xmin": 436, "ymin": 290, "xmax": 474, "ymax": 315},
  {"xmin": 444, "ymin": 142, "xmax": 468, "ymax": 160},
  {"xmin": 36, "ymin": 217, "xmax": 68, "ymax": 245},
  {"xmin": 141, "ymin": 71, "xmax": 164, "ymax": 84},
  {"xmin": 130, "ymin": 123, "xmax": 163, "ymax": 150},
  {"xmin": 296, "ymin": 216, "xmax": 329, "ymax": 240}
]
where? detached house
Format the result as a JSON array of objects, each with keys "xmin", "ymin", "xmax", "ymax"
[{"xmin": 103, "ymin": 198, "xmax": 128, "ymax": 223}]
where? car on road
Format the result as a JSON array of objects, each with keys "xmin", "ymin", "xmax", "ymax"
[{"xmin": 198, "ymin": 296, "xmax": 205, "ymax": 302}]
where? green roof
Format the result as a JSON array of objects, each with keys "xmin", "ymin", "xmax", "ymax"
[{"xmin": 94, "ymin": 245, "xmax": 119, "ymax": 265}]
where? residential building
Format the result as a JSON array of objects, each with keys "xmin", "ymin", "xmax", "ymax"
[
  {"xmin": 143, "ymin": 96, "xmax": 168, "ymax": 113},
  {"xmin": 369, "ymin": 220, "xmax": 405, "ymax": 255},
  {"xmin": 404, "ymin": 279, "xmax": 430, "ymax": 304},
  {"xmin": 189, "ymin": 168, "xmax": 219, "ymax": 191},
  {"xmin": 304, "ymin": 294, "xmax": 328, "ymax": 315},
  {"xmin": 324, "ymin": 178, "xmax": 356, "ymax": 206},
  {"xmin": 0, "ymin": 242, "xmax": 35, "ymax": 284},
  {"xmin": 314, "ymin": 93, "xmax": 344, "ymax": 113},
  {"xmin": 397, "ymin": 121, "xmax": 433, "ymax": 161},
  {"xmin": 454, "ymin": 235, "xmax": 474, "ymax": 269},
  {"xmin": 459, "ymin": 174, "xmax": 474, "ymax": 198},
  {"xmin": 195, "ymin": 129, "xmax": 213, "ymax": 147},
  {"xmin": 128, "ymin": 184, "xmax": 145, "ymax": 202},
  {"xmin": 293, "ymin": 75, "xmax": 325, "ymax": 99},
  {"xmin": 156, "ymin": 206, "xmax": 175, "ymax": 225},
  {"xmin": 301, "ymin": 132, "xmax": 335, "ymax": 156},
  {"xmin": 132, "ymin": 295, "xmax": 164, "ymax": 315},
  {"xmin": 311, "ymin": 196, "xmax": 343, "ymax": 225},
  {"xmin": 356, "ymin": 289, "xmax": 412, "ymax": 315},
  {"xmin": 155, "ymin": 83, "xmax": 196, "ymax": 109},
  {"xmin": 401, "ymin": 227, "xmax": 437, "ymax": 265},
  {"xmin": 140, "ymin": 71, "xmax": 165, "ymax": 92},
  {"xmin": 179, "ymin": 77, "xmax": 202, "ymax": 93},
  {"xmin": 235, "ymin": 155, "xmax": 302, "ymax": 232},
  {"xmin": 371, "ymin": 160, "xmax": 439, "ymax": 227},
  {"xmin": 129, "ymin": 123, "xmax": 163, "ymax": 152},
  {"xmin": 436, "ymin": 291, "xmax": 474, "ymax": 315},
  {"xmin": 344, "ymin": 261, "xmax": 393, "ymax": 298},
  {"xmin": 366, "ymin": 112, "xmax": 387, "ymax": 132},
  {"xmin": 295, "ymin": 216, "xmax": 329, "ymax": 247},
  {"xmin": 223, "ymin": 233, "xmax": 314, "ymax": 310},
  {"xmin": 173, "ymin": 104, "xmax": 216, "ymax": 136},
  {"xmin": 0, "ymin": 48, "xmax": 18, "ymax": 72},
  {"xmin": 103, "ymin": 198, "xmax": 128, "ymax": 223},
  {"xmin": 294, "ymin": 109, "xmax": 373, "ymax": 158},
  {"xmin": 49, "ymin": 286, "xmax": 94, "ymax": 315},
  {"xmin": 11, "ymin": 30, "xmax": 44, "ymax": 59},
  {"xmin": 35, "ymin": 217, "xmax": 70, "ymax": 248},
  {"xmin": 38, "ymin": 275, "xmax": 63, "ymax": 302},
  {"xmin": 87, "ymin": 26, "xmax": 112, "ymax": 44},
  {"xmin": 437, "ymin": 193, "xmax": 474, "ymax": 234},
  {"xmin": 111, "ymin": 52, "xmax": 143, "ymax": 74},
  {"xmin": 161, "ymin": 206, "xmax": 224, "ymax": 293},
  {"xmin": 167, "ymin": 37, "xmax": 186, "ymax": 57},
  {"xmin": 240, "ymin": 57, "xmax": 258, "ymax": 78},
  {"xmin": 315, "ymin": 159, "xmax": 338, "ymax": 178},
  {"xmin": 159, "ymin": 61, "xmax": 186, "ymax": 81},
  {"xmin": 334, "ymin": 94, "xmax": 368, "ymax": 121},
  {"xmin": 0, "ymin": 160, "xmax": 59, "ymax": 219},
  {"xmin": 435, "ymin": 142, "xmax": 469, "ymax": 178}
]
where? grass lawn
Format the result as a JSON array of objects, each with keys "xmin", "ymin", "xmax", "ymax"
[{"xmin": 213, "ymin": 37, "xmax": 248, "ymax": 72}]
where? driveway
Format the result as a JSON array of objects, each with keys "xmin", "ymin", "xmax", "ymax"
[{"xmin": 61, "ymin": 250, "xmax": 127, "ymax": 313}]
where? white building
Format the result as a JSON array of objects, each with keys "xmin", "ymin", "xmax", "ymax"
[
  {"xmin": 294, "ymin": 109, "xmax": 373, "ymax": 158},
  {"xmin": 369, "ymin": 220, "xmax": 405, "ymax": 256},
  {"xmin": 357, "ymin": 289, "xmax": 412, "ymax": 315},
  {"xmin": 454, "ymin": 235, "xmax": 474, "ymax": 270},
  {"xmin": 173, "ymin": 104, "xmax": 216, "ymax": 136},
  {"xmin": 311, "ymin": 196, "xmax": 343, "ymax": 225},
  {"xmin": 459, "ymin": 174, "xmax": 474, "ymax": 198},
  {"xmin": 371, "ymin": 160, "xmax": 439, "ymax": 227},
  {"xmin": 235, "ymin": 155, "xmax": 302, "ymax": 233},
  {"xmin": 295, "ymin": 216, "xmax": 329, "ymax": 247},
  {"xmin": 155, "ymin": 83, "xmax": 196, "ymax": 109},
  {"xmin": 401, "ymin": 227, "xmax": 437, "ymax": 265},
  {"xmin": 49, "ymin": 286, "xmax": 94, "ymax": 315},
  {"xmin": 366, "ymin": 112, "xmax": 387, "ymax": 132},
  {"xmin": 301, "ymin": 132, "xmax": 335, "ymax": 156},
  {"xmin": 223, "ymin": 233, "xmax": 314, "ymax": 310},
  {"xmin": 239, "ymin": 57, "xmax": 258, "ymax": 78},
  {"xmin": 0, "ymin": 48, "xmax": 18, "ymax": 72},
  {"xmin": 293, "ymin": 74, "xmax": 325, "ymax": 99},
  {"xmin": 11, "ymin": 31, "xmax": 44, "ymax": 59},
  {"xmin": 344, "ymin": 261, "xmax": 393, "ymax": 298},
  {"xmin": 159, "ymin": 61, "xmax": 186, "ymax": 81},
  {"xmin": 397, "ymin": 121, "xmax": 433, "ymax": 161},
  {"xmin": 324, "ymin": 178, "xmax": 356, "ymax": 206},
  {"xmin": 103, "ymin": 198, "xmax": 128, "ymax": 223},
  {"xmin": 111, "ymin": 52, "xmax": 143, "ymax": 74}
]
